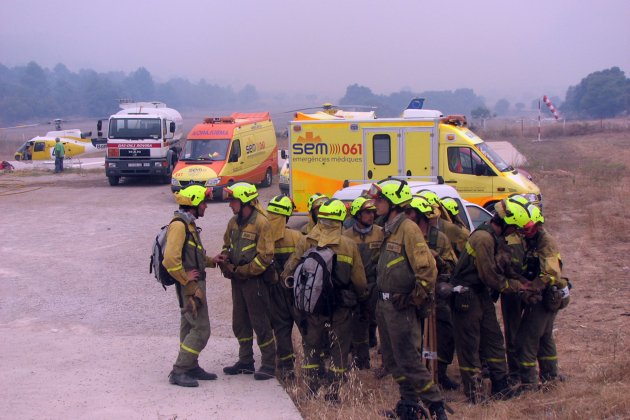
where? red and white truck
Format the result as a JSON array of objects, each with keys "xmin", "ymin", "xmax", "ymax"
[{"xmin": 101, "ymin": 101, "xmax": 183, "ymax": 186}]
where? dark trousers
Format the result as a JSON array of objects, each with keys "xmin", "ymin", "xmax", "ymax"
[
  {"xmin": 436, "ymin": 299, "xmax": 455, "ymax": 365},
  {"xmin": 501, "ymin": 292, "xmax": 523, "ymax": 378},
  {"xmin": 267, "ymin": 281, "xmax": 300, "ymax": 369},
  {"xmin": 301, "ymin": 307, "xmax": 352, "ymax": 392},
  {"xmin": 173, "ymin": 280, "xmax": 210, "ymax": 374},
  {"xmin": 516, "ymin": 301, "xmax": 558, "ymax": 384},
  {"xmin": 350, "ymin": 282, "xmax": 377, "ymax": 365},
  {"xmin": 231, "ymin": 277, "xmax": 276, "ymax": 369},
  {"xmin": 452, "ymin": 291, "xmax": 508, "ymax": 399},
  {"xmin": 377, "ymin": 299, "xmax": 443, "ymax": 404},
  {"xmin": 54, "ymin": 157, "xmax": 64, "ymax": 172}
]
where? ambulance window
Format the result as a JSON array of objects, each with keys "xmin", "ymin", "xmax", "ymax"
[
  {"xmin": 448, "ymin": 147, "xmax": 483, "ymax": 175},
  {"xmin": 373, "ymin": 135, "xmax": 391, "ymax": 165},
  {"xmin": 34, "ymin": 142, "xmax": 46, "ymax": 152}
]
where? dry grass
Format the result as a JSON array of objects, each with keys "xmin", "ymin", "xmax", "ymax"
[{"xmin": 284, "ymin": 126, "xmax": 630, "ymax": 419}]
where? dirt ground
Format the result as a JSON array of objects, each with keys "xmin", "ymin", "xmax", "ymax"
[
  {"xmin": 1, "ymin": 128, "xmax": 629, "ymax": 420},
  {"xmin": 0, "ymin": 172, "xmax": 301, "ymax": 420}
]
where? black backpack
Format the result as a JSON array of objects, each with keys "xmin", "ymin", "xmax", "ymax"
[
  {"xmin": 149, "ymin": 219, "xmax": 189, "ymax": 290},
  {"xmin": 293, "ymin": 246, "xmax": 338, "ymax": 315}
]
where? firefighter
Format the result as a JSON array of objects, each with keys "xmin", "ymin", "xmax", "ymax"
[
  {"xmin": 163, "ymin": 185, "xmax": 220, "ymax": 387},
  {"xmin": 282, "ymin": 199, "xmax": 368, "ymax": 402},
  {"xmin": 450, "ymin": 198, "xmax": 531, "ymax": 403},
  {"xmin": 515, "ymin": 203, "xmax": 569, "ymax": 391},
  {"xmin": 405, "ymin": 196, "xmax": 459, "ymax": 391},
  {"xmin": 440, "ymin": 197, "xmax": 469, "ymax": 230},
  {"xmin": 370, "ymin": 179, "xmax": 448, "ymax": 420},
  {"xmin": 343, "ymin": 196, "xmax": 384, "ymax": 369},
  {"xmin": 417, "ymin": 190, "xmax": 469, "ymax": 257},
  {"xmin": 266, "ymin": 194, "xmax": 307, "ymax": 380},
  {"xmin": 215, "ymin": 182, "xmax": 277, "ymax": 380},
  {"xmin": 301, "ymin": 192, "xmax": 328, "ymax": 235}
]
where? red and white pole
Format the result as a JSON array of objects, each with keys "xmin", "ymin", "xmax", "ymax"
[
  {"xmin": 543, "ymin": 95, "xmax": 560, "ymax": 120},
  {"xmin": 537, "ymin": 99, "xmax": 541, "ymax": 141}
]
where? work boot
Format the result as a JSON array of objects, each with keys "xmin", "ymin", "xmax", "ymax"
[
  {"xmin": 223, "ymin": 361, "xmax": 255, "ymax": 375},
  {"xmin": 428, "ymin": 402, "xmax": 448, "ymax": 420},
  {"xmin": 491, "ymin": 378, "xmax": 517, "ymax": 400},
  {"xmin": 373, "ymin": 365, "xmax": 389, "ymax": 380},
  {"xmin": 187, "ymin": 366, "xmax": 218, "ymax": 380},
  {"xmin": 395, "ymin": 399, "xmax": 429, "ymax": 420},
  {"xmin": 437, "ymin": 362, "xmax": 459, "ymax": 391},
  {"xmin": 324, "ymin": 392, "xmax": 340, "ymax": 404},
  {"xmin": 353, "ymin": 357, "xmax": 371, "ymax": 370},
  {"xmin": 277, "ymin": 366, "xmax": 295, "ymax": 382},
  {"xmin": 253, "ymin": 366, "xmax": 275, "ymax": 380},
  {"xmin": 168, "ymin": 371, "xmax": 199, "ymax": 387}
]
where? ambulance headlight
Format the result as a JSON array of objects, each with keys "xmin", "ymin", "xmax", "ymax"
[
  {"xmin": 205, "ymin": 177, "xmax": 221, "ymax": 187},
  {"xmin": 171, "ymin": 178, "xmax": 180, "ymax": 186}
]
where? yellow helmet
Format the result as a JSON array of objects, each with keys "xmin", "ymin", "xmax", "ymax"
[
  {"xmin": 317, "ymin": 198, "xmax": 347, "ymax": 222},
  {"xmin": 440, "ymin": 197, "xmax": 460, "ymax": 216},
  {"xmin": 350, "ymin": 197, "xmax": 376, "ymax": 217},
  {"xmin": 307, "ymin": 192, "xmax": 328, "ymax": 212},
  {"xmin": 408, "ymin": 196, "xmax": 435, "ymax": 217},
  {"xmin": 174, "ymin": 185, "xmax": 209, "ymax": 207},
  {"xmin": 223, "ymin": 182, "xmax": 258, "ymax": 204},
  {"xmin": 527, "ymin": 203, "xmax": 545, "ymax": 224},
  {"xmin": 494, "ymin": 199, "xmax": 530, "ymax": 228},
  {"xmin": 416, "ymin": 189, "xmax": 440, "ymax": 206},
  {"xmin": 508, "ymin": 194, "xmax": 530, "ymax": 207},
  {"xmin": 368, "ymin": 179, "xmax": 412, "ymax": 206},
  {"xmin": 267, "ymin": 194, "xmax": 296, "ymax": 217}
]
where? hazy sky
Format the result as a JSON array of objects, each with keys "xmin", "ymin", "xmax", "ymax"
[{"xmin": 2, "ymin": 0, "xmax": 629, "ymax": 104}]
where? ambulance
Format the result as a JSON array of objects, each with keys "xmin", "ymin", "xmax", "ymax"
[
  {"xmin": 287, "ymin": 106, "xmax": 540, "ymax": 213},
  {"xmin": 171, "ymin": 113, "xmax": 278, "ymax": 198}
]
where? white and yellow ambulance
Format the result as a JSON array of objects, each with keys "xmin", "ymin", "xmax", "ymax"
[
  {"xmin": 171, "ymin": 113, "xmax": 277, "ymax": 199},
  {"xmin": 287, "ymin": 108, "xmax": 540, "ymax": 212}
]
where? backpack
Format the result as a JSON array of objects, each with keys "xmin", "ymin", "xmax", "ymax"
[
  {"xmin": 293, "ymin": 246, "xmax": 337, "ymax": 315},
  {"xmin": 149, "ymin": 219, "xmax": 188, "ymax": 290}
]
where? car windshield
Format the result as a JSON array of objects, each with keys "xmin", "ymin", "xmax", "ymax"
[
  {"xmin": 475, "ymin": 142, "xmax": 512, "ymax": 172},
  {"xmin": 181, "ymin": 139, "xmax": 230, "ymax": 161},
  {"xmin": 109, "ymin": 118, "xmax": 162, "ymax": 140}
]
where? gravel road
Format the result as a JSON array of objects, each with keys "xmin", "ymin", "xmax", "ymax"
[{"xmin": 0, "ymin": 171, "xmax": 301, "ymax": 420}]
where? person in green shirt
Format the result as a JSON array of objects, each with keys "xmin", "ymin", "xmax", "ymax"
[{"xmin": 53, "ymin": 138, "xmax": 65, "ymax": 173}]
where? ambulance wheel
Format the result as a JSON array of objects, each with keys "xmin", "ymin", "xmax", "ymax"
[
  {"xmin": 261, "ymin": 168, "xmax": 272, "ymax": 188},
  {"xmin": 108, "ymin": 176, "xmax": 120, "ymax": 186}
]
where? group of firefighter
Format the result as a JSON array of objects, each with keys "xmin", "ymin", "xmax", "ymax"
[{"xmin": 162, "ymin": 178, "xmax": 570, "ymax": 420}]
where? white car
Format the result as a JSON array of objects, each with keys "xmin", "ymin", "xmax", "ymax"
[{"xmin": 332, "ymin": 180, "xmax": 492, "ymax": 231}]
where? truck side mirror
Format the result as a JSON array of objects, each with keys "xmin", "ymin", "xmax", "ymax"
[
  {"xmin": 97, "ymin": 120, "xmax": 102, "ymax": 131},
  {"xmin": 170, "ymin": 122, "xmax": 176, "ymax": 133},
  {"xmin": 280, "ymin": 150, "xmax": 287, "ymax": 159}
]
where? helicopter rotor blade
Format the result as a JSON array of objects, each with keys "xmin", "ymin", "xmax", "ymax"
[{"xmin": 0, "ymin": 123, "xmax": 43, "ymax": 130}]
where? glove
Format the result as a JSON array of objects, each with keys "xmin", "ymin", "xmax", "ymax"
[
  {"xmin": 409, "ymin": 283, "xmax": 429, "ymax": 307},
  {"xmin": 436, "ymin": 282, "xmax": 454, "ymax": 299},
  {"xmin": 520, "ymin": 289, "xmax": 543, "ymax": 305},
  {"xmin": 219, "ymin": 262, "xmax": 236, "ymax": 279},
  {"xmin": 182, "ymin": 282, "xmax": 205, "ymax": 319}
]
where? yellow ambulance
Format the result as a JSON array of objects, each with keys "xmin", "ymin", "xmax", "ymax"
[
  {"xmin": 288, "ymin": 108, "xmax": 540, "ymax": 212},
  {"xmin": 171, "ymin": 113, "xmax": 277, "ymax": 199}
]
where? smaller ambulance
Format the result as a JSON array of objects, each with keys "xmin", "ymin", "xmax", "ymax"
[{"xmin": 171, "ymin": 113, "xmax": 277, "ymax": 198}]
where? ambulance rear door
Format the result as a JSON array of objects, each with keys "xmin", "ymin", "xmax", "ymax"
[
  {"xmin": 401, "ymin": 125, "xmax": 438, "ymax": 179},
  {"xmin": 363, "ymin": 129, "xmax": 400, "ymax": 181}
]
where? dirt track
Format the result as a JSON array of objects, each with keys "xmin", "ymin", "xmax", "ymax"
[{"xmin": 0, "ymin": 171, "xmax": 301, "ymax": 420}]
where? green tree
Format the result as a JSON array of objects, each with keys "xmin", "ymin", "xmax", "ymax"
[
  {"xmin": 494, "ymin": 98, "xmax": 510, "ymax": 116},
  {"xmin": 562, "ymin": 67, "xmax": 630, "ymax": 118},
  {"xmin": 471, "ymin": 106, "xmax": 491, "ymax": 119}
]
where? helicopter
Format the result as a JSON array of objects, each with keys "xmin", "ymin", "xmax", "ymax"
[{"xmin": 3, "ymin": 119, "xmax": 107, "ymax": 161}]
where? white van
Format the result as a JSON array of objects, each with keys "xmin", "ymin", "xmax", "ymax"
[{"xmin": 332, "ymin": 180, "xmax": 492, "ymax": 231}]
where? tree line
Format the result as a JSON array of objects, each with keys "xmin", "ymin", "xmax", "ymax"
[
  {"xmin": 0, "ymin": 61, "xmax": 628, "ymax": 126},
  {"xmin": 0, "ymin": 62, "xmax": 260, "ymax": 126}
]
